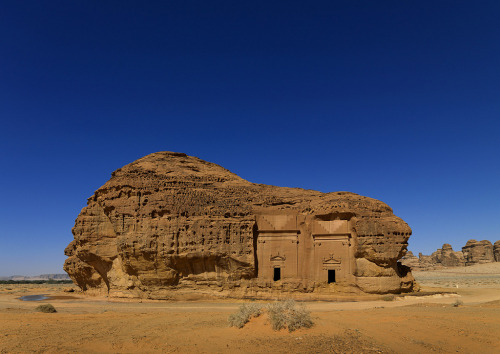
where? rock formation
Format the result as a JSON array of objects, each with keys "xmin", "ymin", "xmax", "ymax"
[
  {"xmin": 494, "ymin": 241, "xmax": 500, "ymax": 262},
  {"xmin": 430, "ymin": 244, "xmax": 465, "ymax": 267},
  {"xmin": 400, "ymin": 251, "xmax": 420, "ymax": 269},
  {"xmin": 403, "ymin": 239, "xmax": 499, "ymax": 270},
  {"xmin": 64, "ymin": 151, "xmax": 416, "ymax": 298},
  {"xmin": 462, "ymin": 240, "xmax": 495, "ymax": 265},
  {"xmin": 401, "ymin": 248, "xmax": 462, "ymax": 271}
]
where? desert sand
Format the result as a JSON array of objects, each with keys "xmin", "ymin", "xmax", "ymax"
[{"xmin": 1, "ymin": 263, "xmax": 500, "ymax": 353}]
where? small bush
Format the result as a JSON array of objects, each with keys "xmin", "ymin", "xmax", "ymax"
[
  {"xmin": 452, "ymin": 300, "xmax": 463, "ymax": 307},
  {"xmin": 229, "ymin": 300, "xmax": 314, "ymax": 332},
  {"xmin": 266, "ymin": 299, "xmax": 313, "ymax": 332},
  {"xmin": 381, "ymin": 295, "xmax": 395, "ymax": 301},
  {"xmin": 35, "ymin": 304, "xmax": 57, "ymax": 313},
  {"xmin": 228, "ymin": 303, "xmax": 262, "ymax": 328}
]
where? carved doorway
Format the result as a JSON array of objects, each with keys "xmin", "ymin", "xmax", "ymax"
[
  {"xmin": 328, "ymin": 269, "xmax": 336, "ymax": 283},
  {"xmin": 273, "ymin": 267, "xmax": 281, "ymax": 281}
]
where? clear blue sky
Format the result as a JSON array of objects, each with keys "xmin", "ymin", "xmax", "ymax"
[{"xmin": 1, "ymin": 1, "xmax": 499, "ymax": 275}]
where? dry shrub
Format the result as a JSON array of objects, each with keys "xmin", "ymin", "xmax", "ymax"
[
  {"xmin": 229, "ymin": 300, "xmax": 314, "ymax": 332},
  {"xmin": 381, "ymin": 295, "xmax": 395, "ymax": 301},
  {"xmin": 228, "ymin": 303, "xmax": 262, "ymax": 328},
  {"xmin": 35, "ymin": 304, "xmax": 57, "ymax": 313},
  {"xmin": 266, "ymin": 299, "xmax": 313, "ymax": 332}
]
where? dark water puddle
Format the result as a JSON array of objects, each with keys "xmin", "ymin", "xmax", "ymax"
[
  {"xmin": 18, "ymin": 294, "xmax": 78, "ymax": 301},
  {"xmin": 48, "ymin": 295, "xmax": 77, "ymax": 300},
  {"xmin": 19, "ymin": 294, "xmax": 48, "ymax": 301}
]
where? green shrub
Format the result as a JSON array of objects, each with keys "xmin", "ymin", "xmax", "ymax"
[
  {"xmin": 228, "ymin": 303, "xmax": 262, "ymax": 328},
  {"xmin": 35, "ymin": 304, "xmax": 57, "ymax": 313},
  {"xmin": 266, "ymin": 299, "xmax": 313, "ymax": 332}
]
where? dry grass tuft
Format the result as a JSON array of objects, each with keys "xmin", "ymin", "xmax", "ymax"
[
  {"xmin": 266, "ymin": 299, "xmax": 313, "ymax": 332},
  {"xmin": 229, "ymin": 300, "xmax": 313, "ymax": 332},
  {"xmin": 228, "ymin": 303, "xmax": 262, "ymax": 328},
  {"xmin": 35, "ymin": 303, "xmax": 57, "ymax": 313},
  {"xmin": 381, "ymin": 295, "xmax": 395, "ymax": 301}
]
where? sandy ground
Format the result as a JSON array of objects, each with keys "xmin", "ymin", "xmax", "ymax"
[{"xmin": 1, "ymin": 264, "xmax": 500, "ymax": 353}]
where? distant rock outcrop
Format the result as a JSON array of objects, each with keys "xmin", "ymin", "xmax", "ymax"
[
  {"xmin": 462, "ymin": 240, "xmax": 495, "ymax": 265},
  {"xmin": 401, "ymin": 244, "xmax": 464, "ymax": 270},
  {"xmin": 400, "ymin": 251, "xmax": 420, "ymax": 269},
  {"xmin": 402, "ymin": 239, "xmax": 499, "ymax": 270},
  {"xmin": 64, "ymin": 151, "xmax": 416, "ymax": 298},
  {"xmin": 431, "ymin": 244, "xmax": 465, "ymax": 267},
  {"xmin": 0, "ymin": 274, "xmax": 70, "ymax": 281}
]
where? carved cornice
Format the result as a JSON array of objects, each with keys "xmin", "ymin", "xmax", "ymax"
[
  {"xmin": 270, "ymin": 254, "xmax": 286, "ymax": 262},
  {"xmin": 322, "ymin": 253, "xmax": 341, "ymax": 264}
]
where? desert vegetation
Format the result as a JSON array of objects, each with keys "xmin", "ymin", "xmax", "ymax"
[
  {"xmin": 229, "ymin": 299, "xmax": 313, "ymax": 332},
  {"xmin": 1, "ymin": 278, "xmax": 499, "ymax": 353},
  {"xmin": 228, "ymin": 303, "xmax": 262, "ymax": 328},
  {"xmin": 35, "ymin": 304, "xmax": 57, "ymax": 313},
  {"xmin": 266, "ymin": 299, "xmax": 314, "ymax": 332},
  {"xmin": 380, "ymin": 295, "xmax": 395, "ymax": 301}
]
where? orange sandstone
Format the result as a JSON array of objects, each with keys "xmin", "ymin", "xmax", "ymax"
[{"xmin": 64, "ymin": 152, "xmax": 415, "ymax": 298}]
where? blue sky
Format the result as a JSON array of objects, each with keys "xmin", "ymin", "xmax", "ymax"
[{"xmin": 1, "ymin": 1, "xmax": 499, "ymax": 275}]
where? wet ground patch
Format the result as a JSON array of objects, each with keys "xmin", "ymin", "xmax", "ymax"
[{"xmin": 19, "ymin": 294, "xmax": 48, "ymax": 301}]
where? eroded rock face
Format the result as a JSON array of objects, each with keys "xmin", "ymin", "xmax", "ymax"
[
  {"xmin": 430, "ymin": 244, "xmax": 465, "ymax": 267},
  {"xmin": 403, "ymin": 240, "xmax": 500, "ymax": 270},
  {"xmin": 494, "ymin": 241, "xmax": 500, "ymax": 262},
  {"xmin": 400, "ymin": 251, "xmax": 420, "ymax": 269},
  {"xmin": 401, "ymin": 251, "xmax": 446, "ymax": 271},
  {"xmin": 64, "ymin": 152, "xmax": 415, "ymax": 297},
  {"xmin": 462, "ymin": 240, "xmax": 495, "ymax": 265}
]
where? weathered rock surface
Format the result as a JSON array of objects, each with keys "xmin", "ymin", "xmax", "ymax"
[
  {"xmin": 494, "ymin": 241, "xmax": 500, "ymax": 262},
  {"xmin": 403, "ymin": 240, "xmax": 499, "ymax": 270},
  {"xmin": 430, "ymin": 244, "xmax": 465, "ymax": 267},
  {"xmin": 64, "ymin": 152, "xmax": 415, "ymax": 298},
  {"xmin": 462, "ymin": 240, "xmax": 495, "ymax": 266},
  {"xmin": 401, "ymin": 249, "xmax": 456, "ymax": 271},
  {"xmin": 400, "ymin": 251, "xmax": 420, "ymax": 269}
]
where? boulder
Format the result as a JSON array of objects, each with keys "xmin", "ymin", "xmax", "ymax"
[
  {"xmin": 462, "ymin": 240, "xmax": 494, "ymax": 265},
  {"xmin": 64, "ymin": 152, "xmax": 415, "ymax": 297}
]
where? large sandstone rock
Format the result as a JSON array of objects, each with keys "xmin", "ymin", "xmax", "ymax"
[
  {"xmin": 494, "ymin": 241, "xmax": 500, "ymax": 262},
  {"xmin": 430, "ymin": 244, "xmax": 465, "ymax": 267},
  {"xmin": 462, "ymin": 240, "xmax": 494, "ymax": 265},
  {"xmin": 64, "ymin": 152, "xmax": 416, "ymax": 297}
]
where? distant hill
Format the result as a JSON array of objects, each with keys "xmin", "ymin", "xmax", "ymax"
[{"xmin": 0, "ymin": 273, "xmax": 70, "ymax": 281}]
